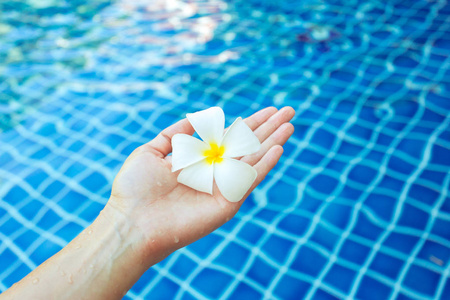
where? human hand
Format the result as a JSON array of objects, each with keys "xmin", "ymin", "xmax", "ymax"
[
  {"xmin": 108, "ymin": 106, "xmax": 295, "ymax": 254},
  {"xmin": 0, "ymin": 107, "xmax": 295, "ymax": 300}
]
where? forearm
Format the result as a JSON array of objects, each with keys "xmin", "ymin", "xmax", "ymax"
[
  {"xmin": 1, "ymin": 203, "xmax": 169, "ymax": 300},
  {"xmin": 1, "ymin": 106, "xmax": 294, "ymax": 299}
]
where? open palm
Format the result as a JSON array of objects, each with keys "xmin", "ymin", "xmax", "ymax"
[{"xmin": 108, "ymin": 106, "xmax": 295, "ymax": 251}]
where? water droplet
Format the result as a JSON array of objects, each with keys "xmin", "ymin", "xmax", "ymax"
[
  {"xmin": 151, "ymin": 239, "xmax": 155, "ymax": 243},
  {"xmin": 60, "ymin": 270, "xmax": 66, "ymax": 277},
  {"xmin": 75, "ymin": 245, "xmax": 81, "ymax": 249},
  {"xmin": 87, "ymin": 230, "xmax": 92, "ymax": 235},
  {"xmin": 89, "ymin": 264, "xmax": 94, "ymax": 269},
  {"xmin": 156, "ymin": 181, "xmax": 162, "ymax": 187},
  {"xmin": 68, "ymin": 274, "xmax": 73, "ymax": 284},
  {"xmin": 32, "ymin": 278, "xmax": 39, "ymax": 285},
  {"xmin": 174, "ymin": 236, "xmax": 179, "ymax": 243}
]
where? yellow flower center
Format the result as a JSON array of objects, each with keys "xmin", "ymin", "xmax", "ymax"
[{"xmin": 204, "ymin": 143, "xmax": 225, "ymax": 165}]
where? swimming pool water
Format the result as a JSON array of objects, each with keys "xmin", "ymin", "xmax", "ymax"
[{"xmin": 1, "ymin": 0, "xmax": 450, "ymax": 299}]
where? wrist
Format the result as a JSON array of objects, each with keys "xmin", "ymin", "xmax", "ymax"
[
  {"xmin": 102, "ymin": 199, "xmax": 174, "ymax": 267},
  {"xmin": 59, "ymin": 203, "xmax": 165, "ymax": 299},
  {"xmin": 99, "ymin": 202, "xmax": 142, "ymax": 248}
]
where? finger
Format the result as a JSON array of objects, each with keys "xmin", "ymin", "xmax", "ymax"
[
  {"xmin": 241, "ymin": 122, "xmax": 294, "ymax": 166},
  {"xmin": 242, "ymin": 145, "xmax": 284, "ymax": 200},
  {"xmin": 253, "ymin": 106, "xmax": 295, "ymax": 143},
  {"xmin": 145, "ymin": 118, "xmax": 194, "ymax": 157},
  {"xmin": 243, "ymin": 106, "xmax": 278, "ymax": 131}
]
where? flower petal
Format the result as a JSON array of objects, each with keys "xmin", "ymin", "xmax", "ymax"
[
  {"xmin": 177, "ymin": 160, "xmax": 214, "ymax": 194},
  {"xmin": 171, "ymin": 134, "xmax": 209, "ymax": 172},
  {"xmin": 222, "ymin": 117, "xmax": 261, "ymax": 158},
  {"xmin": 186, "ymin": 107, "xmax": 225, "ymax": 145},
  {"xmin": 214, "ymin": 158, "xmax": 257, "ymax": 202}
]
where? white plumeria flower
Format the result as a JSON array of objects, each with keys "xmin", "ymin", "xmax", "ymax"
[{"xmin": 171, "ymin": 107, "xmax": 261, "ymax": 202}]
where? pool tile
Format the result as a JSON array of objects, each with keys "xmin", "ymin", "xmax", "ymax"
[
  {"xmin": 18, "ymin": 200, "xmax": 43, "ymax": 220},
  {"xmin": 277, "ymin": 213, "xmax": 310, "ymax": 236},
  {"xmin": 261, "ymin": 234, "xmax": 295, "ymax": 264},
  {"xmin": 55, "ymin": 222, "xmax": 84, "ymax": 241},
  {"xmin": 247, "ymin": 256, "xmax": 277, "ymax": 286},
  {"xmin": 369, "ymin": 252, "xmax": 404, "ymax": 280},
  {"xmin": 170, "ymin": 254, "xmax": 197, "ymax": 280},
  {"xmin": 36, "ymin": 209, "xmax": 61, "ymax": 231},
  {"xmin": 187, "ymin": 234, "xmax": 223, "ymax": 259},
  {"xmin": 0, "ymin": 218, "xmax": 22, "ymax": 236},
  {"xmin": 351, "ymin": 213, "xmax": 384, "ymax": 241},
  {"xmin": 364, "ymin": 193, "xmax": 396, "ymax": 222},
  {"xmin": 323, "ymin": 263, "xmax": 357, "ymax": 294},
  {"xmin": 80, "ymin": 171, "xmax": 108, "ymax": 193},
  {"xmin": 403, "ymin": 264, "xmax": 441, "ymax": 297},
  {"xmin": 3, "ymin": 263, "xmax": 32, "ymax": 288},
  {"xmin": 309, "ymin": 174, "xmax": 339, "ymax": 194},
  {"xmin": 3, "ymin": 186, "xmax": 29, "ymax": 205},
  {"xmin": 348, "ymin": 164, "xmax": 378, "ymax": 185},
  {"xmin": 291, "ymin": 245, "xmax": 328, "ymax": 277},
  {"xmin": 29, "ymin": 239, "xmax": 63, "ymax": 265},
  {"xmin": 268, "ymin": 181, "xmax": 297, "ymax": 206},
  {"xmin": 58, "ymin": 190, "xmax": 87, "ymax": 212},
  {"xmin": 310, "ymin": 225, "xmax": 340, "ymax": 252},
  {"xmin": 191, "ymin": 268, "xmax": 232, "ymax": 299},
  {"xmin": 397, "ymin": 203, "xmax": 429, "ymax": 231},
  {"xmin": 312, "ymin": 288, "xmax": 341, "ymax": 300},
  {"xmin": 24, "ymin": 169, "xmax": 47, "ymax": 190},
  {"xmin": 145, "ymin": 277, "xmax": 179, "ymax": 299},
  {"xmin": 384, "ymin": 232, "xmax": 420, "ymax": 255},
  {"xmin": 214, "ymin": 242, "xmax": 250, "ymax": 272},
  {"xmin": 229, "ymin": 282, "xmax": 262, "ymax": 299},
  {"xmin": 322, "ymin": 203, "xmax": 352, "ymax": 230},
  {"xmin": 339, "ymin": 239, "xmax": 371, "ymax": 265},
  {"xmin": 236, "ymin": 222, "xmax": 265, "ymax": 244},
  {"xmin": 356, "ymin": 276, "xmax": 392, "ymax": 300},
  {"xmin": 14, "ymin": 230, "xmax": 39, "ymax": 250},
  {"xmin": 273, "ymin": 274, "xmax": 310, "ymax": 299},
  {"xmin": 42, "ymin": 180, "xmax": 66, "ymax": 199}
]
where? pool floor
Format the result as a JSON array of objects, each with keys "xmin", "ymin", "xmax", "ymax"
[{"xmin": 1, "ymin": 0, "xmax": 450, "ymax": 299}]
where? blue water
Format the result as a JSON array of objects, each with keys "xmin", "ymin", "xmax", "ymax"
[{"xmin": 1, "ymin": 0, "xmax": 450, "ymax": 299}]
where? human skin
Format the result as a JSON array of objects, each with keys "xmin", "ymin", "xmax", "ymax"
[{"xmin": 0, "ymin": 106, "xmax": 295, "ymax": 300}]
